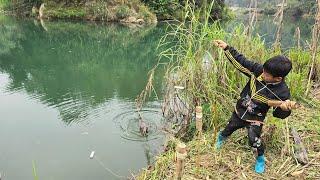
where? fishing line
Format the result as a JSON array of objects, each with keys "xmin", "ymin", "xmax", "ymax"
[
  {"xmin": 77, "ymin": 123, "xmax": 126, "ymax": 179},
  {"xmin": 93, "ymin": 154, "xmax": 125, "ymax": 179}
]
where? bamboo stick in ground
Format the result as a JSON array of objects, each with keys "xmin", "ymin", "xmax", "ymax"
[
  {"xmin": 175, "ymin": 143, "xmax": 187, "ymax": 180},
  {"xmin": 195, "ymin": 106, "xmax": 203, "ymax": 167},
  {"xmin": 195, "ymin": 106, "xmax": 203, "ymax": 136},
  {"xmin": 294, "ymin": 27, "xmax": 301, "ymax": 49}
]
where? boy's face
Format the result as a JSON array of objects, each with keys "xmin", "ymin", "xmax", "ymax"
[{"xmin": 262, "ymin": 69, "xmax": 283, "ymax": 83}]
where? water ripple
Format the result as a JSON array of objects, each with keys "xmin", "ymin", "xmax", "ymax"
[{"xmin": 113, "ymin": 105, "xmax": 164, "ymax": 142}]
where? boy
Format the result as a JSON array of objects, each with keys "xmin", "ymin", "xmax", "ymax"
[{"xmin": 213, "ymin": 40, "xmax": 294, "ymax": 174}]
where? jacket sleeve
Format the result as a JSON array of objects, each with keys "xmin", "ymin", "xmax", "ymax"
[
  {"xmin": 224, "ymin": 46, "xmax": 263, "ymax": 77},
  {"xmin": 272, "ymin": 87, "xmax": 292, "ymax": 119}
]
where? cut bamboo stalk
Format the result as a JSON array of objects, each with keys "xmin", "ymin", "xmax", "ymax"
[
  {"xmin": 175, "ymin": 143, "xmax": 187, "ymax": 180},
  {"xmin": 195, "ymin": 106, "xmax": 203, "ymax": 168},
  {"xmin": 195, "ymin": 106, "xmax": 203, "ymax": 136},
  {"xmin": 294, "ymin": 27, "xmax": 301, "ymax": 49}
]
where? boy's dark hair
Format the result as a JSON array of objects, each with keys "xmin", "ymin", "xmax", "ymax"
[{"xmin": 263, "ymin": 55, "xmax": 292, "ymax": 77}]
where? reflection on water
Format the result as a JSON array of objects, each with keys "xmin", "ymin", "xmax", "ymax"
[
  {"xmin": 0, "ymin": 16, "xmax": 166, "ymax": 179},
  {"xmin": 0, "ymin": 17, "xmax": 165, "ymax": 124}
]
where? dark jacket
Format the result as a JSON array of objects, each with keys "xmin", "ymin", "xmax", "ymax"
[{"xmin": 224, "ymin": 46, "xmax": 291, "ymax": 122}]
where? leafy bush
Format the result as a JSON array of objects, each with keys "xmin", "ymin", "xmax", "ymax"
[
  {"xmin": 85, "ymin": 1, "xmax": 108, "ymax": 20},
  {"xmin": 116, "ymin": 4, "xmax": 130, "ymax": 19},
  {"xmin": 141, "ymin": 0, "xmax": 181, "ymax": 19},
  {"xmin": 137, "ymin": 4, "xmax": 156, "ymax": 23},
  {"xmin": 45, "ymin": 6, "xmax": 86, "ymax": 19}
]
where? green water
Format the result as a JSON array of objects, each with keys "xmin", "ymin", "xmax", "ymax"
[
  {"xmin": 0, "ymin": 14, "xmax": 313, "ymax": 179},
  {"xmin": 0, "ymin": 16, "xmax": 165, "ymax": 180}
]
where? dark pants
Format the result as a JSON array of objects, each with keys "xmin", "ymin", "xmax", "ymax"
[{"xmin": 221, "ymin": 112, "xmax": 264, "ymax": 156}]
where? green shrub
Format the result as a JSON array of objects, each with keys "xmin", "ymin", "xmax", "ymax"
[
  {"xmin": 137, "ymin": 4, "xmax": 156, "ymax": 23},
  {"xmin": 85, "ymin": 1, "xmax": 108, "ymax": 20},
  {"xmin": 46, "ymin": 6, "xmax": 86, "ymax": 19},
  {"xmin": 116, "ymin": 4, "xmax": 130, "ymax": 19},
  {"xmin": 142, "ymin": 0, "xmax": 180, "ymax": 19}
]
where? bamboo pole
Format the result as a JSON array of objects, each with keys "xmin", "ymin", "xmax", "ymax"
[
  {"xmin": 246, "ymin": 0, "xmax": 258, "ymax": 36},
  {"xmin": 274, "ymin": 0, "xmax": 286, "ymax": 47},
  {"xmin": 294, "ymin": 27, "xmax": 301, "ymax": 49},
  {"xmin": 195, "ymin": 106, "xmax": 203, "ymax": 168},
  {"xmin": 195, "ymin": 106, "xmax": 203, "ymax": 136},
  {"xmin": 305, "ymin": 0, "xmax": 320, "ymax": 96},
  {"xmin": 175, "ymin": 143, "xmax": 187, "ymax": 180}
]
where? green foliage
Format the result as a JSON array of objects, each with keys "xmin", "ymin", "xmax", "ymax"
[
  {"xmin": 46, "ymin": 6, "xmax": 86, "ymax": 19},
  {"xmin": 141, "ymin": 0, "xmax": 181, "ymax": 19},
  {"xmin": 137, "ymin": 4, "xmax": 154, "ymax": 22},
  {"xmin": 156, "ymin": 0, "xmax": 319, "ymax": 135},
  {"xmin": 1, "ymin": 0, "xmax": 43, "ymax": 15},
  {"xmin": 1, "ymin": 0, "xmax": 228, "ymax": 21},
  {"xmin": 256, "ymin": 0, "xmax": 317, "ymax": 17},
  {"xmin": 142, "ymin": 0, "xmax": 229, "ymax": 20},
  {"xmin": 286, "ymin": 0, "xmax": 317, "ymax": 17},
  {"xmin": 115, "ymin": 4, "xmax": 130, "ymax": 19},
  {"xmin": 286, "ymin": 48, "xmax": 313, "ymax": 101},
  {"xmin": 85, "ymin": 1, "xmax": 108, "ymax": 20}
]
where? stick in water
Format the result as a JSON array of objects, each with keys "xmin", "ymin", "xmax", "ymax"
[{"xmin": 138, "ymin": 111, "xmax": 149, "ymax": 137}]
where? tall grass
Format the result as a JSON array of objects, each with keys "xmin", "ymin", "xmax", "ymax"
[
  {"xmin": 138, "ymin": 0, "xmax": 320, "ymax": 138},
  {"xmin": 137, "ymin": 1, "xmax": 320, "ymax": 179}
]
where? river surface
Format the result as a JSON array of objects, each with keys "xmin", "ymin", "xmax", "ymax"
[
  {"xmin": 0, "ymin": 16, "xmax": 166, "ymax": 180},
  {"xmin": 0, "ymin": 14, "xmax": 313, "ymax": 179}
]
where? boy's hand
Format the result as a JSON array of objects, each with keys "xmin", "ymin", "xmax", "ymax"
[
  {"xmin": 279, "ymin": 100, "xmax": 295, "ymax": 111},
  {"xmin": 268, "ymin": 100, "xmax": 300, "ymax": 110},
  {"xmin": 213, "ymin": 40, "xmax": 228, "ymax": 49}
]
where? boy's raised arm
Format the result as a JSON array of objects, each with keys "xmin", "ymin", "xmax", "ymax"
[{"xmin": 213, "ymin": 40, "xmax": 263, "ymax": 77}]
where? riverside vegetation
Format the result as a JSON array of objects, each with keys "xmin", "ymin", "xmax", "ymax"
[
  {"xmin": 136, "ymin": 0, "xmax": 320, "ymax": 179},
  {"xmin": 227, "ymin": 0, "xmax": 317, "ymax": 18},
  {"xmin": 0, "ymin": 0, "xmax": 229, "ymax": 24}
]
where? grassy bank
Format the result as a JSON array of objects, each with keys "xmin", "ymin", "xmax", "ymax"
[
  {"xmin": 0, "ymin": 0, "xmax": 231, "ymax": 24},
  {"xmin": 136, "ymin": 0, "xmax": 320, "ymax": 179},
  {"xmin": 44, "ymin": 1, "xmax": 157, "ymax": 24},
  {"xmin": 138, "ymin": 107, "xmax": 319, "ymax": 179},
  {"xmin": 0, "ymin": 0, "xmax": 157, "ymax": 25}
]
